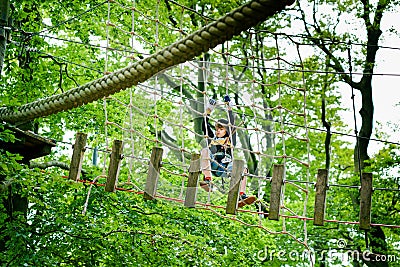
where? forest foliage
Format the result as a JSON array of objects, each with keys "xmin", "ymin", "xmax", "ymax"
[{"xmin": 0, "ymin": 0, "xmax": 399, "ymax": 266}]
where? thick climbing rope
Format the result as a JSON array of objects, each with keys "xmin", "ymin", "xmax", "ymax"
[{"xmin": 0, "ymin": 0, "xmax": 294, "ymax": 123}]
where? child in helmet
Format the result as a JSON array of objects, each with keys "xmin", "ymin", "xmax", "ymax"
[{"xmin": 200, "ymin": 95, "xmax": 256, "ymax": 208}]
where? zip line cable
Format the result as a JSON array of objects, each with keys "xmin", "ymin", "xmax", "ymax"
[
  {"xmin": 23, "ymin": 32, "xmax": 400, "ymax": 78},
  {"xmin": 4, "ymin": 21, "xmax": 400, "ymax": 77},
  {"xmin": 6, "ymin": 14, "xmax": 400, "ymax": 55}
]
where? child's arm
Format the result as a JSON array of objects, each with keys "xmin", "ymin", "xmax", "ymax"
[
  {"xmin": 224, "ymin": 95, "xmax": 236, "ymax": 146},
  {"xmin": 202, "ymin": 116, "xmax": 215, "ymax": 138},
  {"xmin": 202, "ymin": 98, "xmax": 216, "ymax": 138},
  {"xmin": 228, "ymin": 109, "xmax": 236, "ymax": 146}
]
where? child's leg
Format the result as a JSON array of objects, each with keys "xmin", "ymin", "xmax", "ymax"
[
  {"xmin": 200, "ymin": 148, "xmax": 212, "ymax": 179},
  {"xmin": 239, "ymin": 167, "xmax": 248, "ymax": 195},
  {"xmin": 238, "ymin": 168, "xmax": 256, "ymax": 208},
  {"xmin": 200, "ymin": 148, "xmax": 213, "ymax": 192}
]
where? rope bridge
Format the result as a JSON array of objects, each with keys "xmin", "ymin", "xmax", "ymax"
[
  {"xmin": 56, "ymin": 1, "xmax": 313, "ymax": 263},
  {"xmin": 3, "ymin": 0, "xmax": 399, "ymax": 265}
]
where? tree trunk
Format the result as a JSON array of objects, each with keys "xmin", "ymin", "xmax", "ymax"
[
  {"xmin": 352, "ymin": 15, "xmax": 382, "ymax": 171},
  {"xmin": 354, "ymin": 83, "xmax": 374, "ymax": 172},
  {"xmin": 361, "ymin": 226, "xmax": 389, "ymax": 267},
  {"xmin": 0, "ymin": 0, "xmax": 10, "ymax": 76}
]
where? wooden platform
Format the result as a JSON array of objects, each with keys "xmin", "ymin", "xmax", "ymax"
[{"xmin": 0, "ymin": 124, "xmax": 56, "ymax": 162}]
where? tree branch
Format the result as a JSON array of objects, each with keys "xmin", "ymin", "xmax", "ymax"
[
  {"xmin": 157, "ymin": 72, "xmax": 197, "ymax": 115},
  {"xmin": 297, "ymin": 1, "xmax": 356, "ymax": 87},
  {"xmin": 360, "ymin": 0, "xmax": 372, "ymax": 27},
  {"xmin": 160, "ymin": 130, "xmax": 191, "ymax": 161},
  {"xmin": 29, "ymin": 160, "xmax": 87, "ymax": 176},
  {"xmin": 163, "ymin": 0, "xmax": 178, "ymax": 28}
]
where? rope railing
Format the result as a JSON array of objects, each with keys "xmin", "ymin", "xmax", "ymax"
[{"xmin": 0, "ymin": 0, "xmax": 294, "ymax": 123}]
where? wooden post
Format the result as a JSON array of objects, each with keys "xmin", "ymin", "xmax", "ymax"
[
  {"xmin": 226, "ymin": 159, "xmax": 244, "ymax": 215},
  {"xmin": 105, "ymin": 140, "xmax": 123, "ymax": 192},
  {"xmin": 314, "ymin": 169, "xmax": 328, "ymax": 226},
  {"xmin": 144, "ymin": 147, "xmax": 163, "ymax": 200},
  {"xmin": 68, "ymin": 132, "xmax": 87, "ymax": 181},
  {"xmin": 359, "ymin": 172, "xmax": 373, "ymax": 230},
  {"xmin": 268, "ymin": 164, "xmax": 284, "ymax": 220},
  {"xmin": 184, "ymin": 153, "xmax": 200, "ymax": 208}
]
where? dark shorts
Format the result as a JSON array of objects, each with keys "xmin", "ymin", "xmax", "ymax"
[{"xmin": 210, "ymin": 151, "xmax": 233, "ymax": 177}]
